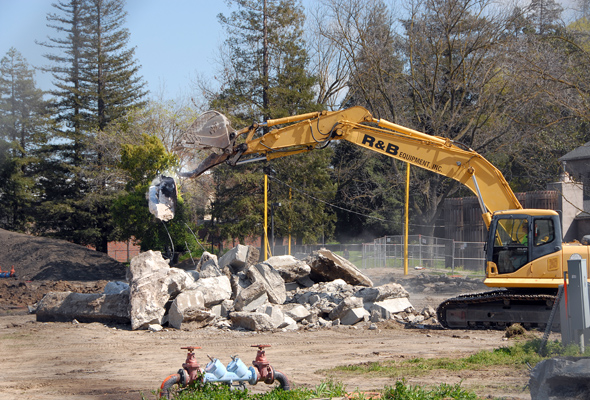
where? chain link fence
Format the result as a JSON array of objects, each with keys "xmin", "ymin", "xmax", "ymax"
[
  {"xmin": 269, "ymin": 235, "xmax": 485, "ymax": 276},
  {"xmin": 361, "ymin": 235, "xmax": 485, "ymax": 275}
]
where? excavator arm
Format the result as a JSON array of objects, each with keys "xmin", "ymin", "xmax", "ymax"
[{"xmin": 177, "ymin": 106, "xmax": 521, "ymax": 228}]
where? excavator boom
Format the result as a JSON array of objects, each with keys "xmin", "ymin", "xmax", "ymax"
[{"xmin": 178, "ymin": 106, "xmax": 521, "ymax": 228}]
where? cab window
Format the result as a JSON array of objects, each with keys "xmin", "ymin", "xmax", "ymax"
[
  {"xmin": 493, "ymin": 218, "xmax": 529, "ymax": 274},
  {"xmin": 534, "ymin": 219, "xmax": 554, "ymax": 246}
]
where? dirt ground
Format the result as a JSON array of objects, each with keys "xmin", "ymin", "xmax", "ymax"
[{"xmin": 0, "ymin": 230, "xmax": 541, "ymax": 399}]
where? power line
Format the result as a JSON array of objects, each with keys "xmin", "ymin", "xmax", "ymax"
[{"xmin": 266, "ymin": 174, "xmax": 448, "ymax": 228}]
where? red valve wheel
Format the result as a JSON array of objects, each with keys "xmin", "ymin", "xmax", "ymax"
[{"xmin": 181, "ymin": 346, "xmax": 202, "ymax": 352}]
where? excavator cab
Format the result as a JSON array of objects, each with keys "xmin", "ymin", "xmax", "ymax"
[{"xmin": 488, "ymin": 211, "xmax": 562, "ymax": 275}]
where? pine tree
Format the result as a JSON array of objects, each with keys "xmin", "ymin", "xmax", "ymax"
[
  {"xmin": 0, "ymin": 48, "xmax": 50, "ymax": 231},
  {"xmin": 36, "ymin": 0, "xmax": 147, "ymax": 252},
  {"xmin": 527, "ymin": 0, "xmax": 564, "ymax": 34},
  {"xmin": 81, "ymin": 0, "xmax": 147, "ymax": 131},
  {"xmin": 202, "ymin": 0, "xmax": 334, "ymax": 249}
]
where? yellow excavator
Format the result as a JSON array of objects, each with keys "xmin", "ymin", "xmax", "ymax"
[{"xmin": 174, "ymin": 106, "xmax": 589, "ymax": 329}]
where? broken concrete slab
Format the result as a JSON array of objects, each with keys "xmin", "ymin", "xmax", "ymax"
[
  {"xmin": 175, "ymin": 308, "xmax": 216, "ymax": 330},
  {"xmin": 264, "ymin": 255, "xmax": 311, "ymax": 282},
  {"xmin": 199, "ymin": 263, "xmax": 223, "ymax": 278},
  {"xmin": 195, "ymin": 251, "xmax": 223, "ymax": 278},
  {"xmin": 306, "ymin": 249, "xmax": 373, "ymax": 287},
  {"xmin": 234, "ymin": 281, "xmax": 268, "ymax": 312},
  {"xmin": 219, "ymin": 245, "xmax": 259, "ymax": 271},
  {"xmin": 260, "ymin": 304, "xmax": 286, "ymax": 329},
  {"xmin": 354, "ymin": 282, "xmax": 409, "ymax": 302},
  {"xmin": 282, "ymin": 303, "xmax": 311, "ymax": 322},
  {"xmin": 195, "ymin": 251, "xmax": 218, "ymax": 271},
  {"xmin": 247, "ymin": 263, "xmax": 286, "ymax": 304},
  {"xmin": 230, "ymin": 311, "xmax": 274, "ymax": 331},
  {"xmin": 529, "ymin": 357, "xmax": 590, "ymax": 400},
  {"xmin": 168, "ymin": 289, "xmax": 206, "ymax": 329},
  {"xmin": 192, "ymin": 275, "xmax": 232, "ymax": 307},
  {"xmin": 368, "ymin": 297, "xmax": 413, "ymax": 320},
  {"xmin": 103, "ymin": 281, "xmax": 129, "ymax": 295},
  {"xmin": 340, "ymin": 307, "xmax": 370, "ymax": 325},
  {"xmin": 329, "ymin": 296, "xmax": 364, "ymax": 321},
  {"xmin": 229, "ymin": 272, "xmax": 251, "ymax": 300},
  {"xmin": 36, "ymin": 292, "xmax": 129, "ymax": 324},
  {"xmin": 280, "ymin": 315, "xmax": 298, "ymax": 330},
  {"xmin": 127, "ymin": 251, "xmax": 176, "ymax": 330}
]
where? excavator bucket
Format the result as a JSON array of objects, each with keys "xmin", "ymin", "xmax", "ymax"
[{"xmin": 176, "ymin": 110, "xmax": 234, "ymax": 153}]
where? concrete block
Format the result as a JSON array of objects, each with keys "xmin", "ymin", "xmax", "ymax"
[
  {"xmin": 230, "ymin": 311, "xmax": 274, "ymax": 331},
  {"xmin": 247, "ymin": 263, "xmax": 286, "ymax": 304},
  {"xmin": 369, "ymin": 297, "xmax": 413, "ymax": 320},
  {"xmin": 282, "ymin": 303, "xmax": 310, "ymax": 322},
  {"xmin": 36, "ymin": 292, "xmax": 129, "ymax": 324},
  {"xmin": 192, "ymin": 275, "xmax": 232, "ymax": 307},
  {"xmin": 329, "ymin": 296, "xmax": 363, "ymax": 321},
  {"xmin": 264, "ymin": 255, "xmax": 311, "ymax": 282},
  {"xmin": 340, "ymin": 307, "xmax": 370, "ymax": 325},
  {"xmin": 234, "ymin": 281, "xmax": 268, "ymax": 311}
]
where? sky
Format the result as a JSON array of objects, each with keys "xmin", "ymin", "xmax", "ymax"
[
  {"xmin": 0, "ymin": 0, "xmax": 580, "ymax": 102},
  {"xmin": 0, "ymin": 0, "xmax": 234, "ymax": 100}
]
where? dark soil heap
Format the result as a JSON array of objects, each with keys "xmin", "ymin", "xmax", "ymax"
[{"xmin": 0, "ymin": 229, "xmax": 126, "ymax": 282}]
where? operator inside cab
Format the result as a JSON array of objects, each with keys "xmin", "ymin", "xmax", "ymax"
[{"xmin": 492, "ymin": 216, "xmax": 557, "ymax": 274}]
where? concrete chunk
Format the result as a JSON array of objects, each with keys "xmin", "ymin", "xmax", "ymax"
[
  {"xmin": 230, "ymin": 311, "xmax": 274, "ymax": 331},
  {"xmin": 192, "ymin": 275, "xmax": 232, "ymax": 307},
  {"xmin": 369, "ymin": 297, "xmax": 413, "ymax": 319},
  {"xmin": 329, "ymin": 296, "xmax": 364, "ymax": 321},
  {"xmin": 196, "ymin": 251, "xmax": 218, "ymax": 271},
  {"xmin": 261, "ymin": 305, "xmax": 285, "ymax": 328},
  {"xmin": 529, "ymin": 357, "xmax": 590, "ymax": 400},
  {"xmin": 354, "ymin": 283, "xmax": 409, "ymax": 302},
  {"xmin": 247, "ymin": 263, "xmax": 286, "ymax": 304},
  {"xmin": 36, "ymin": 292, "xmax": 129, "ymax": 324},
  {"xmin": 127, "ymin": 251, "xmax": 176, "ymax": 330},
  {"xmin": 219, "ymin": 245, "xmax": 260, "ymax": 271},
  {"xmin": 168, "ymin": 290, "xmax": 206, "ymax": 329},
  {"xmin": 264, "ymin": 255, "xmax": 311, "ymax": 282},
  {"xmin": 282, "ymin": 303, "xmax": 311, "ymax": 322},
  {"xmin": 340, "ymin": 307, "xmax": 370, "ymax": 325},
  {"xmin": 306, "ymin": 249, "xmax": 373, "ymax": 287},
  {"xmin": 234, "ymin": 281, "xmax": 268, "ymax": 312}
]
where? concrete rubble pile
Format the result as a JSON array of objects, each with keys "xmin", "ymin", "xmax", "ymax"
[{"xmin": 35, "ymin": 245, "xmax": 435, "ymax": 331}]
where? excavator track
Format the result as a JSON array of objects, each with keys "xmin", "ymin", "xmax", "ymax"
[{"xmin": 436, "ymin": 290, "xmax": 559, "ymax": 330}]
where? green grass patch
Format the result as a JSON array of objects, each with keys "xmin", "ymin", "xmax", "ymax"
[
  {"xmin": 331, "ymin": 337, "xmax": 590, "ymax": 378},
  {"xmin": 155, "ymin": 379, "xmax": 479, "ymax": 400}
]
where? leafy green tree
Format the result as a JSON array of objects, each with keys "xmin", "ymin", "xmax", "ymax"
[
  {"xmin": 0, "ymin": 48, "xmax": 50, "ymax": 231},
  {"xmin": 112, "ymin": 133, "xmax": 196, "ymax": 255}
]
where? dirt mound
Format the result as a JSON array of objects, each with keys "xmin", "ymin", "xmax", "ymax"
[
  {"xmin": 0, "ymin": 279, "xmax": 109, "ymax": 312},
  {"xmin": 0, "ymin": 229, "xmax": 126, "ymax": 281}
]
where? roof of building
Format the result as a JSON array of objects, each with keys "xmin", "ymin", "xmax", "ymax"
[{"xmin": 559, "ymin": 141, "xmax": 590, "ymax": 162}]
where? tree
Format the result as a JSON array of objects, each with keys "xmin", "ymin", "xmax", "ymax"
[
  {"xmin": 112, "ymin": 133, "xmax": 193, "ymax": 255},
  {"xmin": 0, "ymin": 48, "xmax": 50, "ymax": 231},
  {"xmin": 199, "ymin": 0, "xmax": 334, "ymax": 249},
  {"xmin": 526, "ymin": 0, "xmax": 564, "ymax": 35},
  {"xmin": 36, "ymin": 0, "xmax": 147, "ymax": 252},
  {"xmin": 81, "ymin": 0, "xmax": 147, "ymax": 131}
]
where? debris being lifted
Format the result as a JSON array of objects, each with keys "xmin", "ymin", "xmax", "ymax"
[{"xmin": 148, "ymin": 175, "xmax": 178, "ymax": 221}]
